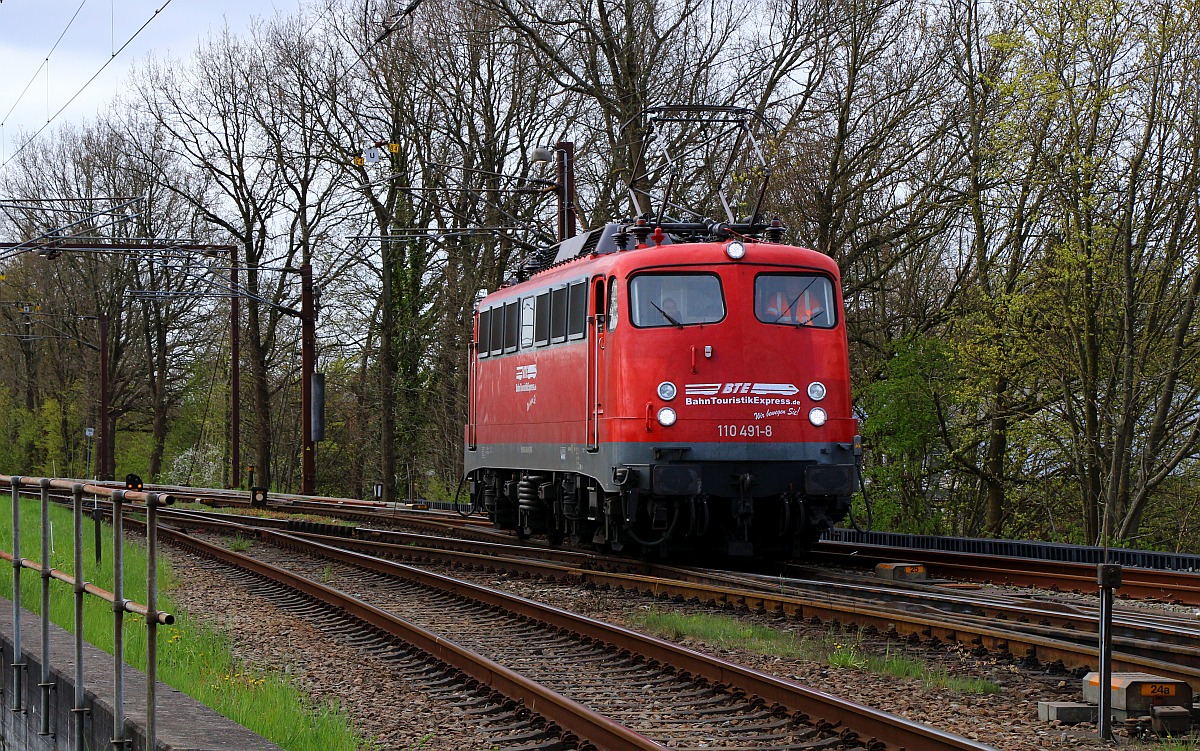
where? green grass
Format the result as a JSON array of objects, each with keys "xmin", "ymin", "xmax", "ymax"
[
  {"xmin": 1, "ymin": 494, "xmax": 370, "ymax": 750},
  {"xmin": 170, "ymin": 500, "xmax": 356, "ymax": 526},
  {"xmin": 631, "ymin": 609, "xmax": 1003, "ymax": 695},
  {"xmin": 1142, "ymin": 740, "xmax": 1200, "ymax": 751}
]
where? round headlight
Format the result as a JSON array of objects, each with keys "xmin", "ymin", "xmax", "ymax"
[
  {"xmin": 807, "ymin": 381, "xmax": 827, "ymax": 401},
  {"xmin": 725, "ymin": 241, "xmax": 746, "ymax": 260},
  {"xmin": 808, "ymin": 407, "xmax": 828, "ymax": 427},
  {"xmin": 657, "ymin": 381, "xmax": 677, "ymax": 401},
  {"xmin": 657, "ymin": 407, "xmax": 678, "ymax": 427}
]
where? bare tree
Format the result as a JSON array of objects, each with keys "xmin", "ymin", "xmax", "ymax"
[{"xmin": 132, "ymin": 28, "xmax": 291, "ymax": 488}]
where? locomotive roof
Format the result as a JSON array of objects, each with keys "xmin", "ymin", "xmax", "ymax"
[
  {"xmin": 483, "ymin": 225, "xmax": 838, "ymax": 307},
  {"xmin": 518, "ymin": 222, "xmax": 658, "ymax": 272}
]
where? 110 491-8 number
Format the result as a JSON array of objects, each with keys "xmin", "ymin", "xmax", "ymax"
[{"xmin": 718, "ymin": 424, "xmax": 772, "ymax": 438}]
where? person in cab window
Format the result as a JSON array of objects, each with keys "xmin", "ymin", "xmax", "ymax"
[
  {"xmin": 662, "ymin": 297, "xmax": 681, "ymax": 323},
  {"xmin": 764, "ymin": 279, "xmax": 797, "ymax": 322},
  {"xmin": 765, "ymin": 278, "xmax": 820, "ymax": 325}
]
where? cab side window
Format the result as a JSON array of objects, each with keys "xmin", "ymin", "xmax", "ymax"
[
  {"xmin": 607, "ymin": 277, "xmax": 618, "ymax": 331},
  {"xmin": 477, "ymin": 308, "xmax": 491, "ymax": 357}
]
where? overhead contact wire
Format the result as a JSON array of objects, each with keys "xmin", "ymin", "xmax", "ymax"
[
  {"xmin": 1, "ymin": 0, "xmax": 175, "ymax": 171},
  {"xmin": 0, "ymin": 0, "xmax": 90, "ymax": 128}
]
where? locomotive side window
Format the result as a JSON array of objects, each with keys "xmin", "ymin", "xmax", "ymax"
[
  {"xmin": 568, "ymin": 281, "xmax": 588, "ymax": 340},
  {"xmin": 534, "ymin": 292, "xmax": 550, "ymax": 346},
  {"xmin": 628, "ymin": 273, "xmax": 725, "ymax": 328},
  {"xmin": 520, "ymin": 297, "xmax": 535, "ymax": 348},
  {"xmin": 550, "ymin": 286, "xmax": 569, "ymax": 342},
  {"xmin": 489, "ymin": 304, "xmax": 504, "ymax": 355},
  {"xmin": 607, "ymin": 277, "xmax": 618, "ymax": 331},
  {"xmin": 503, "ymin": 300, "xmax": 519, "ymax": 352},
  {"xmin": 754, "ymin": 273, "xmax": 837, "ymax": 328},
  {"xmin": 477, "ymin": 308, "xmax": 491, "ymax": 357}
]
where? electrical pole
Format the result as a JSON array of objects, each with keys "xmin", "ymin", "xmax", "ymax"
[
  {"xmin": 98, "ymin": 314, "xmax": 112, "ymax": 480},
  {"xmin": 300, "ymin": 263, "xmax": 316, "ymax": 495},
  {"xmin": 555, "ymin": 141, "xmax": 577, "ymax": 241},
  {"xmin": 230, "ymin": 247, "xmax": 241, "ymax": 489}
]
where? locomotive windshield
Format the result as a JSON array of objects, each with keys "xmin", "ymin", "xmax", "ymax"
[
  {"xmin": 629, "ymin": 273, "xmax": 725, "ymax": 327},
  {"xmin": 754, "ymin": 273, "xmax": 837, "ymax": 328}
]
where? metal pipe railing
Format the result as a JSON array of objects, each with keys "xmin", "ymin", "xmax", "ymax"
[
  {"xmin": 10, "ymin": 474, "xmax": 26, "ymax": 714},
  {"xmin": 145, "ymin": 493, "xmax": 160, "ymax": 750},
  {"xmin": 38, "ymin": 478, "xmax": 52, "ymax": 737},
  {"xmin": 113, "ymin": 488, "xmax": 127, "ymax": 748},
  {"xmin": 72, "ymin": 483, "xmax": 86, "ymax": 751},
  {"xmin": 0, "ymin": 474, "xmax": 174, "ymax": 750}
]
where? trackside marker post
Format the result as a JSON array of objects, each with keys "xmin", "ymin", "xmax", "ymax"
[{"xmin": 1097, "ymin": 563, "xmax": 1122, "ymax": 740}]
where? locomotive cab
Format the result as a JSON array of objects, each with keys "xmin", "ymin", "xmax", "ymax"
[{"xmin": 593, "ymin": 241, "xmax": 858, "ymax": 557}]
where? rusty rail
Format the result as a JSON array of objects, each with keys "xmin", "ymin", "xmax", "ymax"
[
  {"xmin": 815, "ymin": 541, "xmax": 1200, "ymax": 605},
  {"xmin": 131, "ymin": 502, "xmax": 1200, "ymax": 692}
]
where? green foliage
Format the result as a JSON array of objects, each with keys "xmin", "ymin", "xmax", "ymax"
[
  {"xmin": 115, "ymin": 431, "xmax": 155, "ymax": 483},
  {"xmin": 0, "ymin": 387, "xmax": 32, "ymax": 470},
  {"xmin": 162, "ymin": 356, "xmax": 230, "ymax": 488},
  {"xmin": 34, "ymin": 397, "xmax": 66, "ymax": 473},
  {"xmin": 419, "ymin": 472, "xmax": 462, "ymax": 504},
  {"xmin": 858, "ymin": 335, "xmax": 957, "ymax": 534}
]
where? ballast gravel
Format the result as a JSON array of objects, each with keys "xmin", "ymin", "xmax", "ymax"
[{"xmin": 163, "ymin": 542, "xmax": 1179, "ymax": 750}]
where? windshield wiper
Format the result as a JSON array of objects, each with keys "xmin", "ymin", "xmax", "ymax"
[
  {"xmin": 792, "ymin": 308, "xmax": 824, "ymax": 328},
  {"xmin": 771, "ymin": 277, "xmax": 821, "ymax": 324},
  {"xmin": 650, "ymin": 301, "xmax": 685, "ymax": 328}
]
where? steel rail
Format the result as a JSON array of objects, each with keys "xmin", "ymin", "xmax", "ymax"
[
  {"xmin": 80, "ymin": 500, "xmax": 1200, "ymax": 691},
  {"xmin": 815, "ymin": 541, "xmax": 1200, "ymax": 605},
  {"xmin": 154, "ymin": 518, "xmax": 995, "ymax": 751},
  {"xmin": 91, "ymin": 479, "xmax": 1200, "ymax": 604},
  {"xmin": 281, "ymin": 530, "xmax": 1200, "ymax": 689}
]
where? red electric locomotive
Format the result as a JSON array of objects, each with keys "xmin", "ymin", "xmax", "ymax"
[{"xmin": 463, "ymin": 107, "xmax": 861, "ymax": 558}]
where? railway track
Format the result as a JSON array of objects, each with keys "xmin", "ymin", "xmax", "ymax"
[
  {"xmin": 11, "ymin": 477, "xmax": 1200, "ymax": 743},
  {"xmin": 812, "ymin": 541, "xmax": 1200, "ymax": 605},
  {"xmin": 22, "ymin": 480, "xmax": 1200, "ymax": 733},
  {"xmin": 280, "ymin": 525, "xmax": 1200, "ymax": 691},
  {"xmin": 56, "ymin": 489, "xmax": 1200, "ymax": 693},
  {"xmin": 133, "ymin": 499, "xmax": 1200, "ymax": 691},
  {"xmin": 149, "ymin": 482, "xmax": 1200, "ymax": 608},
  {"xmin": 33, "ymin": 481, "xmax": 1200, "ymax": 598},
  {"xmin": 163, "ymin": 523, "xmax": 996, "ymax": 751}
]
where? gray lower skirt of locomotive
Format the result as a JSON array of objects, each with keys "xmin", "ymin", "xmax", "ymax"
[{"xmin": 465, "ymin": 439, "xmax": 857, "ymax": 497}]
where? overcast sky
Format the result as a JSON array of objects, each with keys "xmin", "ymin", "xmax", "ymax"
[{"xmin": 1, "ymin": 0, "xmax": 298, "ymax": 167}]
